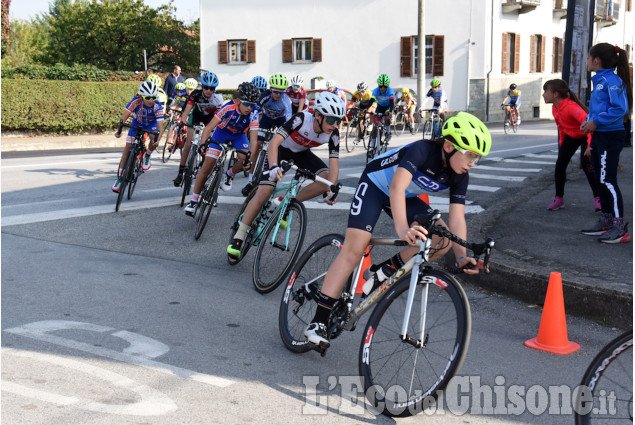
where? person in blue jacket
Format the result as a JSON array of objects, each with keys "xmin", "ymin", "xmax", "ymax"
[{"xmin": 580, "ymin": 43, "xmax": 633, "ymax": 243}]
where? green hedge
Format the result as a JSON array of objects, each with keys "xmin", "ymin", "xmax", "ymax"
[
  {"xmin": 1, "ymin": 63, "xmax": 143, "ymax": 82},
  {"xmin": 1, "ymin": 79, "xmax": 237, "ymax": 134}
]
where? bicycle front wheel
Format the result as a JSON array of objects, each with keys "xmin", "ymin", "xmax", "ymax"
[
  {"xmin": 422, "ymin": 120, "xmax": 432, "ymax": 140},
  {"xmin": 574, "ymin": 329, "xmax": 633, "ymax": 425},
  {"xmin": 115, "ymin": 150, "xmax": 134, "ymax": 212},
  {"xmin": 394, "ymin": 112, "xmax": 406, "ymax": 136},
  {"xmin": 127, "ymin": 154, "xmax": 141, "ymax": 200},
  {"xmin": 253, "ymin": 199, "xmax": 307, "ymax": 294},
  {"xmin": 359, "ymin": 269, "xmax": 471, "ymax": 417},
  {"xmin": 279, "ymin": 233, "xmax": 344, "ymax": 353},
  {"xmin": 181, "ymin": 150, "xmax": 196, "ymax": 207},
  {"xmin": 194, "ymin": 165, "xmax": 222, "ymax": 240},
  {"xmin": 162, "ymin": 125, "xmax": 178, "ymax": 163},
  {"xmin": 345, "ymin": 121, "xmax": 357, "ymax": 153}
]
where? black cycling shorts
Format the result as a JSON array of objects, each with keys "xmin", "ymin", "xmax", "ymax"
[
  {"xmin": 260, "ymin": 146, "xmax": 328, "ymax": 188},
  {"xmin": 190, "ymin": 110, "xmax": 215, "ymax": 126}
]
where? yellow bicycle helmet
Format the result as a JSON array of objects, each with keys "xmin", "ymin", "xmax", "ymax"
[
  {"xmin": 442, "ymin": 112, "xmax": 492, "ymax": 156},
  {"xmin": 269, "ymin": 74, "xmax": 289, "ymax": 90},
  {"xmin": 402, "ymin": 88, "xmax": 410, "ymax": 94},
  {"xmin": 146, "ymin": 74, "xmax": 163, "ymax": 87}
]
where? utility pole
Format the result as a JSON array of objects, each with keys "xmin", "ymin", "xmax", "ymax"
[
  {"xmin": 416, "ymin": 0, "xmax": 424, "ymax": 106},
  {"xmin": 562, "ymin": 0, "xmax": 594, "ymax": 105}
]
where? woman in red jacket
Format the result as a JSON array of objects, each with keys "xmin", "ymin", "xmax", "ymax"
[{"xmin": 542, "ymin": 79, "xmax": 599, "ymax": 211}]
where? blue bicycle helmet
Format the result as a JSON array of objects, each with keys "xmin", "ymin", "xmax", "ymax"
[
  {"xmin": 201, "ymin": 72, "xmax": 219, "ymax": 87},
  {"xmin": 251, "ymin": 76, "xmax": 267, "ymax": 91}
]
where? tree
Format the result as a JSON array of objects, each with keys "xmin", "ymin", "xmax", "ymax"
[
  {"xmin": 40, "ymin": 0, "xmax": 199, "ymax": 72},
  {"xmin": 1, "ymin": 0, "xmax": 11, "ymax": 57},
  {"xmin": 2, "ymin": 19, "xmax": 50, "ymax": 66}
]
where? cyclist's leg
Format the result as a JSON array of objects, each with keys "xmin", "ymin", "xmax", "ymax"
[
  {"xmin": 293, "ymin": 151, "xmax": 331, "ymax": 202},
  {"xmin": 189, "ymin": 143, "xmax": 220, "ymax": 203}
]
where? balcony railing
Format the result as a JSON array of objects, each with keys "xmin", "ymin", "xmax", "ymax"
[
  {"xmin": 502, "ymin": 0, "xmax": 541, "ymax": 13},
  {"xmin": 553, "ymin": 0, "xmax": 567, "ymax": 18},
  {"xmin": 595, "ymin": 0, "xmax": 620, "ymax": 24}
]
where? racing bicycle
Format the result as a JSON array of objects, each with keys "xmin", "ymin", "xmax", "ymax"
[
  {"xmin": 394, "ymin": 104, "xmax": 421, "ymax": 136},
  {"xmin": 366, "ymin": 112, "xmax": 390, "ymax": 163},
  {"xmin": 422, "ymin": 109, "xmax": 444, "ymax": 140},
  {"xmin": 162, "ymin": 115, "xmax": 186, "ymax": 163},
  {"xmin": 502, "ymin": 104, "xmax": 520, "ymax": 134},
  {"xmin": 177, "ymin": 123, "xmax": 206, "ymax": 207},
  {"xmin": 345, "ymin": 108, "xmax": 371, "ymax": 153}
]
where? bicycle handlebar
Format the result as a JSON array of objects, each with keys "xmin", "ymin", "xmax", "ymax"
[
  {"xmin": 276, "ymin": 160, "xmax": 342, "ymax": 202},
  {"xmin": 120, "ymin": 123, "xmax": 159, "ymax": 137}
]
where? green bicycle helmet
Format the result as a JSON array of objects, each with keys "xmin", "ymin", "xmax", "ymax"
[
  {"xmin": 146, "ymin": 74, "xmax": 163, "ymax": 87},
  {"xmin": 377, "ymin": 74, "xmax": 390, "ymax": 86},
  {"xmin": 442, "ymin": 112, "xmax": 492, "ymax": 157},
  {"xmin": 431, "ymin": 79, "xmax": 441, "ymax": 88},
  {"xmin": 184, "ymin": 78, "xmax": 198, "ymax": 90},
  {"xmin": 269, "ymin": 74, "xmax": 289, "ymax": 90},
  {"xmin": 175, "ymin": 82, "xmax": 186, "ymax": 91}
]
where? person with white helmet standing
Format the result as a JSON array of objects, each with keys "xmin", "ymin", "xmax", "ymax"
[
  {"xmin": 285, "ymin": 75, "xmax": 307, "ymax": 115},
  {"xmin": 227, "ymin": 91, "xmax": 346, "ymax": 259}
]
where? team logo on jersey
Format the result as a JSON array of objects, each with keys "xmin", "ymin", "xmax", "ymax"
[
  {"xmin": 380, "ymin": 153, "xmax": 399, "ymax": 167},
  {"xmin": 292, "ymin": 116, "xmax": 303, "ymax": 128}
]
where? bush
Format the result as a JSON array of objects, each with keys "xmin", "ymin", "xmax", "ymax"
[{"xmin": 1, "ymin": 63, "xmax": 142, "ymax": 82}]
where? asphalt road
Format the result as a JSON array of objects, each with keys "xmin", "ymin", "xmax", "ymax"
[{"xmin": 2, "ymin": 122, "xmax": 629, "ymax": 424}]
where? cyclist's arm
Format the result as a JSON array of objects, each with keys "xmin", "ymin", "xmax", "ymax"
[
  {"xmin": 297, "ymin": 97, "xmax": 305, "ymax": 112},
  {"xmin": 389, "ymin": 168, "xmax": 427, "ymax": 244},
  {"xmin": 267, "ymin": 133, "xmax": 285, "ymax": 169},
  {"xmin": 200, "ymin": 115, "xmax": 221, "ymax": 143},
  {"xmin": 448, "ymin": 203, "xmax": 481, "ymax": 274},
  {"xmin": 502, "ymin": 96, "xmax": 510, "ymax": 106},
  {"xmin": 180, "ymin": 103, "xmax": 193, "ymax": 123}
]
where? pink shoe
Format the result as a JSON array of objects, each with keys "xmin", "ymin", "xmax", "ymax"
[
  {"xmin": 594, "ymin": 197, "xmax": 601, "ymax": 212},
  {"xmin": 547, "ymin": 197, "xmax": 565, "ymax": 210}
]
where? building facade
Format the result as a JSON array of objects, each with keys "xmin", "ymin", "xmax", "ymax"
[{"xmin": 200, "ymin": 0, "xmax": 632, "ymax": 122}]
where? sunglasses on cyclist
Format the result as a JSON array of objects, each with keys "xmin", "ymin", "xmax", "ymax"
[
  {"xmin": 271, "ymin": 89, "xmax": 285, "ymax": 94},
  {"xmin": 202, "ymin": 85, "xmax": 215, "ymax": 91},
  {"xmin": 239, "ymin": 100, "xmax": 256, "ymax": 108},
  {"xmin": 292, "ymin": 84, "xmax": 301, "ymax": 89},
  {"xmin": 323, "ymin": 116, "xmax": 342, "ymax": 126},
  {"xmin": 142, "ymin": 96, "xmax": 157, "ymax": 101},
  {"xmin": 452, "ymin": 144, "xmax": 481, "ymax": 165},
  {"xmin": 379, "ymin": 85, "xmax": 388, "ymax": 89}
]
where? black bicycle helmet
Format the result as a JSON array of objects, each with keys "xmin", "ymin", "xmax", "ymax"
[
  {"xmin": 509, "ymin": 83, "xmax": 517, "ymax": 90},
  {"xmin": 237, "ymin": 82, "xmax": 260, "ymax": 103}
]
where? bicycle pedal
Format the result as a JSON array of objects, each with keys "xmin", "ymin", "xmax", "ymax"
[{"xmin": 309, "ymin": 343, "xmax": 329, "ymax": 357}]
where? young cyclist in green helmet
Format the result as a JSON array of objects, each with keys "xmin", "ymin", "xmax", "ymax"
[{"xmin": 370, "ymin": 74, "xmax": 396, "ymax": 148}]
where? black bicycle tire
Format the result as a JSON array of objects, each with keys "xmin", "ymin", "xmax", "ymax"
[
  {"xmin": 345, "ymin": 121, "xmax": 356, "ymax": 153},
  {"xmin": 359, "ymin": 269, "xmax": 471, "ymax": 417},
  {"xmin": 253, "ymin": 199, "xmax": 307, "ymax": 294},
  {"xmin": 227, "ymin": 186, "xmax": 259, "ymax": 265},
  {"xmin": 162, "ymin": 125, "xmax": 178, "ymax": 163},
  {"xmin": 115, "ymin": 149, "xmax": 134, "ymax": 212},
  {"xmin": 395, "ymin": 112, "xmax": 406, "ymax": 136},
  {"xmin": 278, "ymin": 233, "xmax": 345, "ymax": 353},
  {"xmin": 127, "ymin": 147, "xmax": 140, "ymax": 200},
  {"xmin": 194, "ymin": 165, "xmax": 222, "ymax": 240},
  {"xmin": 412, "ymin": 114, "xmax": 421, "ymax": 133},
  {"xmin": 181, "ymin": 149, "xmax": 196, "ymax": 207},
  {"xmin": 422, "ymin": 120, "xmax": 432, "ymax": 139},
  {"xmin": 251, "ymin": 149, "xmax": 267, "ymax": 187},
  {"xmin": 574, "ymin": 329, "xmax": 633, "ymax": 425},
  {"xmin": 360, "ymin": 120, "xmax": 369, "ymax": 150}
]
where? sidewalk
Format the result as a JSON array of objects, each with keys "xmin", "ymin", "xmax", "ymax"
[{"xmin": 1, "ymin": 132, "xmax": 119, "ymax": 152}]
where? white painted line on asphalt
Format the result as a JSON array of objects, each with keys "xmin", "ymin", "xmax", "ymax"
[
  {"xmin": 489, "ymin": 143, "xmax": 554, "ymax": 154},
  {"xmin": 488, "ymin": 158, "xmax": 553, "ymax": 165},
  {"xmin": 468, "ymin": 184, "xmax": 500, "ymax": 192},
  {"xmin": 523, "ymin": 153, "xmax": 558, "ymax": 159},
  {"xmin": 469, "ymin": 173, "xmax": 526, "ymax": 181},
  {"xmin": 1, "ymin": 159, "xmax": 119, "ymax": 169},
  {"xmin": 474, "ymin": 165, "xmax": 541, "ymax": 172}
]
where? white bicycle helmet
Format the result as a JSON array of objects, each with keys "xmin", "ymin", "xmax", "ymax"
[
  {"xmin": 325, "ymin": 80, "xmax": 336, "ymax": 89},
  {"xmin": 357, "ymin": 81, "xmax": 368, "ymax": 92},
  {"xmin": 315, "ymin": 91, "xmax": 346, "ymax": 118},
  {"xmin": 290, "ymin": 75, "xmax": 304, "ymax": 86},
  {"xmin": 138, "ymin": 81, "xmax": 159, "ymax": 97}
]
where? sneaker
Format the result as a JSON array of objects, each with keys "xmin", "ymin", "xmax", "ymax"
[
  {"xmin": 142, "ymin": 153, "xmax": 151, "ymax": 171},
  {"xmin": 517, "ymin": 118, "xmax": 521, "ymax": 125},
  {"xmin": 112, "ymin": 178, "xmax": 122, "ymax": 193},
  {"xmin": 547, "ymin": 197, "xmax": 565, "ymax": 211},
  {"xmin": 581, "ymin": 215, "xmax": 612, "ymax": 236},
  {"xmin": 173, "ymin": 172, "xmax": 183, "ymax": 187},
  {"xmin": 227, "ymin": 238, "xmax": 243, "ymax": 258},
  {"xmin": 599, "ymin": 220, "xmax": 631, "ymax": 244},
  {"xmin": 304, "ymin": 322, "xmax": 330, "ymax": 348},
  {"xmin": 241, "ymin": 181, "xmax": 255, "ymax": 197},
  {"xmin": 594, "ymin": 197, "xmax": 601, "ymax": 212},
  {"xmin": 220, "ymin": 172, "xmax": 233, "ymax": 192},
  {"xmin": 184, "ymin": 201, "xmax": 197, "ymax": 216}
]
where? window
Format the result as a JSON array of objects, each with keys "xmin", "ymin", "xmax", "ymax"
[
  {"xmin": 282, "ymin": 38, "xmax": 322, "ymax": 63},
  {"xmin": 501, "ymin": 32, "xmax": 520, "ymax": 74},
  {"xmin": 400, "ymin": 35, "xmax": 444, "ymax": 77},
  {"xmin": 218, "ymin": 40, "xmax": 256, "ymax": 64},
  {"xmin": 552, "ymin": 37, "xmax": 564, "ymax": 73},
  {"xmin": 530, "ymin": 34, "xmax": 546, "ymax": 73}
]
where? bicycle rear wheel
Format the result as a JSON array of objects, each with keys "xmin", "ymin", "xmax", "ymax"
[
  {"xmin": 194, "ymin": 165, "xmax": 222, "ymax": 240},
  {"xmin": 394, "ymin": 112, "xmax": 406, "ymax": 136},
  {"xmin": 115, "ymin": 150, "xmax": 134, "ymax": 212},
  {"xmin": 345, "ymin": 120, "xmax": 357, "ymax": 153},
  {"xmin": 253, "ymin": 199, "xmax": 307, "ymax": 294},
  {"xmin": 181, "ymin": 150, "xmax": 196, "ymax": 207},
  {"xmin": 574, "ymin": 329, "xmax": 633, "ymax": 425},
  {"xmin": 279, "ymin": 234, "xmax": 344, "ymax": 353},
  {"xmin": 227, "ymin": 186, "xmax": 258, "ymax": 265},
  {"xmin": 359, "ymin": 269, "xmax": 471, "ymax": 417}
]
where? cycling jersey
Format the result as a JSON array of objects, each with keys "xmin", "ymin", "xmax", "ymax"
[
  {"xmin": 401, "ymin": 92, "xmax": 416, "ymax": 106},
  {"xmin": 587, "ymin": 68, "xmax": 628, "ymax": 132},
  {"xmin": 372, "ymin": 87, "xmax": 396, "ymax": 109},
  {"xmin": 158, "ymin": 89, "xmax": 168, "ymax": 109},
  {"xmin": 257, "ymin": 89, "xmax": 293, "ymax": 121},
  {"xmin": 425, "ymin": 88, "xmax": 448, "ymax": 109},
  {"xmin": 352, "ymin": 90, "xmax": 377, "ymax": 110},
  {"xmin": 187, "ymin": 89, "xmax": 224, "ymax": 117},
  {"xmin": 277, "ymin": 111, "xmax": 340, "ymax": 159},
  {"xmin": 505, "ymin": 89, "xmax": 521, "ymax": 107},
  {"xmin": 214, "ymin": 99, "xmax": 259, "ymax": 134},
  {"xmin": 284, "ymin": 86, "xmax": 307, "ymax": 111},
  {"xmin": 331, "ymin": 87, "xmax": 347, "ymax": 101},
  {"xmin": 365, "ymin": 140, "xmax": 468, "ymax": 204},
  {"xmin": 125, "ymin": 96, "xmax": 164, "ymax": 127},
  {"xmin": 170, "ymin": 88, "xmax": 188, "ymax": 108}
]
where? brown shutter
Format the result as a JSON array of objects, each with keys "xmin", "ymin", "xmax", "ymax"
[
  {"xmin": 514, "ymin": 34, "xmax": 521, "ymax": 74},
  {"xmin": 282, "ymin": 39, "xmax": 292, "ymax": 63},
  {"xmin": 540, "ymin": 35, "xmax": 545, "ymax": 72},
  {"xmin": 401, "ymin": 36, "xmax": 412, "ymax": 77},
  {"xmin": 552, "ymin": 37, "xmax": 556, "ymax": 73},
  {"xmin": 502, "ymin": 32, "xmax": 508, "ymax": 74},
  {"xmin": 530, "ymin": 35, "xmax": 536, "ymax": 73},
  {"xmin": 312, "ymin": 38, "xmax": 322, "ymax": 62},
  {"xmin": 558, "ymin": 38, "xmax": 564, "ymax": 73},
  {"xmin": 432, "ymin": 35, "xmax": 444, "ymax": 76},
  {"xmin": 247, "ymin": 40, "xmax": 256, "ymax": 63},
  {"xmin": 218, "ymin": 40, "xmax": 228, "ymax": 64}
]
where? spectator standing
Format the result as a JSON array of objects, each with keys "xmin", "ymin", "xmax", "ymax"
[{"xmin": 164, "ymin": 65, "xmax": 184, "ymax": 104}]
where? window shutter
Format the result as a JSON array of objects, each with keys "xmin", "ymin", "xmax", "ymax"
[
  {"xmin": 558, "ymin": 38, "xmax": 564, "ymax": 73},
  {"xmin": 282, "ymin": 39, "xmax": 292, "ymax": 63},
  {"xmin": 514, "ymin": 34, "xmax": 521, "ymax": 74},
  {"xmin": 218, "ymin": 40, "xmax": 228, "ymax": 64},
  {"xmin": 530, "ymin": 35, "xmax": 536, "ymax": 73},
  {"xmin": 247, "ymin": 40, "xmax": 256, "ymax": 63},
  {"xmin": 432, "ymin": 35, "xmax": 444, "ymax": 76},
  {"xmin": 312, "ymin": 38, "xmax": 322, "ymax": 62},
  {"xmin": 401, "ymin": 36, "xmax": 412, "ymax": 77},
  {"xmin": 552, "ymin": 37, "xmax": 556, "ymax": 73},
  {"xmin": 540, "ymin": 36, "xmax": 545, "ymax": 73},
  {"xmin": 502, "ymin": 33, "xmax": 508, "ymax": 74}
]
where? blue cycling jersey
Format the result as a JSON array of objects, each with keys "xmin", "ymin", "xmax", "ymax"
[
  {"xmin": 587, "ymin": 68, "xmax": 629, "ymax": 132},
  {"xmin": 366, "ymin": 140, "xmax": 468, "ymax": 204},
  {"xmin": 257, "ymin": 90, "xmax": 292, "ymax": 121},
  {"xmin": 372, "ymin": 87, "xmax": 396, "ymax": 108},
  {"xmin": 125, "ymin": 96, "xmax": 164, "ymax": 127},
  {"xmin": 425, "ymin": 88, "xmax": 449, "ymax": 108}
]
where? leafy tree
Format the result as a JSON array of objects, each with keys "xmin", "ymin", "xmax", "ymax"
[
  {"xmin": 1, "ymin": 0, "xmax": 10, "ymax": 57},
  {"xmin": 2, "ymin": 19, "xmax": 50, "ymax": 66}
]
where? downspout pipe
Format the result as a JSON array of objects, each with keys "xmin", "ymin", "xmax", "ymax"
[{"xmin": 486, "ymin": 0, "xmax": 495, "ymax": 122}]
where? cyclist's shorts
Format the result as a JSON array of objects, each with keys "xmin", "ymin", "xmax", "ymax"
[
  {"xmin": 126, "ymin": 120, "xmax": 158, "ymax": 144},
  {"xmin": 259, "ymin": 146, "xmax": 328, "ymax": 188},
  {"xmin": 376, "ymin": 104, "xmax": 391, "ymax": 115},
  {"xmin": 347, "ymin": 172, "xmax": 434, "ymax": 233},
  {"xmin": 190, "ymin": 110, "xmax": 215, "ymax": 127},
  {"xmin": 205, "ymin": 128, "xmax": 250, "ymax": 159},
  {"xmin": 258, "ymin": 115, "xmax": 287, "ymax": 141}
]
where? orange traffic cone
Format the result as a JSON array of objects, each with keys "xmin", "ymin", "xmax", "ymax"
[
  {"xmin": 355, "ymin": 246, "xmax": 372, "ymax": 294},
  {"xmin": 524, "ymin": 272, "xmax": 580, "ymax": 355},
  {"xmin": 418, "ymin": 193, "xmax": 430, "ymax": 205}
]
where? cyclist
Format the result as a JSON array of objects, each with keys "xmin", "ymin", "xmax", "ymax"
[
  {"xmin": 241, "ymin": 74, "xmax": 292, "ymax": 196},
  {"xmin": 502, "ymin": 83, "xmax": 522, "ymax": 124},
  {"xmin": 173, "ymin": 72, "xmax": 224, "ymax": 187},
  {"xmin": 425, "ymin": 79, "xmax": 448, "ymax": 121},
  {"xmin": 251, "ymin": 75, "xmax": 268, "ymax": 96},
  {"xmin": 326, "ymin": 80, "xmax": 347, "ymax": 102},
  {"xmin": 227, "ymin": 91, "xmax": 346, "ymax": 258},
  {"xmin": 157, "ymin": 82, "xmax": 188, "ymax": 142},
  {"xmin": 183, "ymin": 82, "xmax": 260, "ymax": 215},
  {"xmin": 146, "ymin": 74, "xmax": 168, "ymax": 111},
  {"xmin": 112, "ymin": 81, "xmax": 164, "ymax": 192},
  {"xmin": 350, "ymin": 81, "xmax": 377, "ymax": 138},
  {"xmin": 370, "ymin": 73, "xmax": 396, "ymax": 146},
  {"xmin": 399, "ymin": 87, "xmax": 417, "ymax": 131},
  {"xmin": 303, "ymin": 112, "xmax": 491, "ymax": 348},
  {"xmin": 285, "ymin": 75, "xmax": 307, "ymax": 115}
]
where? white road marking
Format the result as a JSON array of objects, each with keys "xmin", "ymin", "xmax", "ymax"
[
  {"xmin": 468, "ymin": 184, "xmax": 500, "ymax": 192},
  {"xmin": 474, "ymin": 165, "xmax": 541, "ymax": 172},
  {"xmin": 488, "ymin": 158, "xmax": 553, "ymax": 165},
  {"xmin": 468, "ymin": 173, "xmax": 526, "ymax": 181},
  {"xmin": 489, "ymin": 142, "xmax": 554, "ymax": 154},
  {"xmin": 523, "ymin": 153, "xmax": 558, "ymax": 159},
  {"xmin": 2, "ymin": 159, "xmax": 119, "ymax": 169}
]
